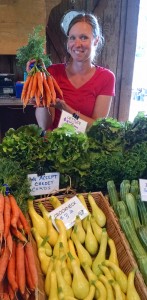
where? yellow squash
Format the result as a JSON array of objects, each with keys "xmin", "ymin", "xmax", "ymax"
[
  {"xmin": 103, "ymin": 260, "xmax": 128, "ymax": 294},
  {"xmin": 55, "ymin": 259, "xmax": 74, "ymax": 298},
  {"xmin": 53, "ymin": 218, "xmax": 68, "ymax": 257},
  {"xmin": 92, "ymin": 228, "xmax": 108, "ymax": 276},
  {"xmin": 59, "ymin": 242, "xmax": 72, "ymax": 286},
  {"xmin": 28, "ymin": 200, "xmax": 47, "ymax": 238},
  {"xmin": 94, "ymin": 280, "xmax": 107, "ymax": 300},
  {"xmin": 74, "ymin": 215, "xmax": 86, "ymax": 244},
  {"xmin": 38, "ymin": 247, "xmax": 51, "ymax": 275},
  {"xmin": 99, "ymin": 265, "xmax": 114, "ymax": 281},
  {"xmin": 49, "ymin": 195, "xmax": 61, "ymax": 208},
  {"xmin": 83, "ymin": 284, "xmax": 95, "ymax": 300},
  {"xmin": 46, "ymin": 216, "xmax": 58, "ymax": 247},
  {"xmin": 71, "ymin": 229, "xmax": 92, "ymax": 267},
  {"xmin": 31, "ymin": 227, "xmax": 52, "ymax": 256},
  {"xmin": 85, "ymin": 216, "xmax": 98, "ymax": 256},
  {"xmin": 37, "ymin": 201, "xmax": 49, "ymax": 220},
  {"xmin": 48, "ymin": 270, "xmax": 59, "ymax": 300},
  {"xmin": 99, "ymin": 274, "xmax": 115, "ymax": 300},
  {"xmin": 44, "ymin": 257, "xmax": 54, "ymax": 296},
  {"xmin": 87, "ymin": 193, "xmax": 106, "ymax": 227},
  {"xmin": 90, "ymin": 215, "xmax": 102, "ymax": 242},
  {"xmin": 108, "ymin": 238, "xmax": 119, "ymax": 266},
  {"xmin": 68, "ymin": 252, "xmax": 90, "ymax": 299},
  {"xmin": 127, "ymin": 268, "xmax": 141, "ymax": 300},
  {"xmin": 111, "ymin": 280, "xmax": 124, "ymax": 300}
]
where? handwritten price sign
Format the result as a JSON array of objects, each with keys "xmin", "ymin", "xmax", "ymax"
[{"xmin": 49, "ymin": 196, "xmax": 89, "ymax": 230}]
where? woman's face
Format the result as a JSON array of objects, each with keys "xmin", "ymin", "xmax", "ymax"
[{"xmin": 67, "ymin": 21, "xmax": 98, "ymax": 63}]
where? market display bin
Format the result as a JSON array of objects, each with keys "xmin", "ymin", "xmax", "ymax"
[{"xmin": 30, "ymin": 191, "xmax": 147, "ymax": 300}]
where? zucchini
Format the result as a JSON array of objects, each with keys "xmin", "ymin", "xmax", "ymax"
[
  {"xmin": 137, "ymin": 225, "xmax": 147, "ymax": 251},
  {"xmin": 119, "ymin": 216, "xmax": 146, "ymax": 259},
  {"xmin": 107, "ymin": 180, "xmax": 119, "ymax": 212},
  {"xmin": 137, "ymin": 199, "xmax": 147, "ymax": 226},
  {"xmin": 120, "ymin": 180, "xmax": 130, "ymax": 202},
  {"xmin": 125, "ymin": 193, "xmax": 141, "ymax": 230},
  {"xmin": 116, "ymin": 200, "xmax": 129, "ymax": 219},
  {"xmin": 130, "ymin": 180, "xmax": 139, "ymax": 199},
  {"xmin": 138, "ymin": 255, "xmax": 147, "ymax": 285}
]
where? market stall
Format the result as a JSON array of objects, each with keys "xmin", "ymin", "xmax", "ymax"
[{"xmin": 0, "ymin": 112, "xmax": 147, "ymax": 299}]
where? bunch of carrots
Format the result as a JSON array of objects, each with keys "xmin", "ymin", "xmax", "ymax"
[
  {"xmin": 21, "ymin": 65, "xmax": 63, "ymax": 108},
  {"xmin": 0, "ymin": 193, "xmax": 38, "ymax": 300}
]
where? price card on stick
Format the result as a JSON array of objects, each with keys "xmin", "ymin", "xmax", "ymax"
[
  {"xmin": 49, "ymin": 196, "xmax": 89, "ymax": 230},
  {"xmin": 58, "ymin": 111, "xmax": 87, "ymax": 133},
  {"xmin": 139, "ymin": 179, "xmax": 147, "ymax": 201},
  {"xmin": 28, "ymin": 172, "xmax": 60, "ymax": 196}
]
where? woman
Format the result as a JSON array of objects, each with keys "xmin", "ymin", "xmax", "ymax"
[{"xmin": 26, "ymin": 12, "xmax": 115, "ymax": 131}]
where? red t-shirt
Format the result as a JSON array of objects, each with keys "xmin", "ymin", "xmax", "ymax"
[{"xmin": 47, "ymin": 63, "xmax": 115, "ymax": 129}]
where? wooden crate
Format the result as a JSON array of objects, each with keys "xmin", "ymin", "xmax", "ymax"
[{"xmin": 31, "ymin": 191, "xmax": 147, "ymax": 300}]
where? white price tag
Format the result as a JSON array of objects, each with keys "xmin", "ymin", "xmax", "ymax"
[
  {"xmin": 49, "ymin": 196, "xmax": 89, "ymax": 230},
  {"xmin": 58, "ymin": 111, "xmax": 87, "ymax": 133},
  {"xmin": 139, "ymin": 179, "xmax": 147, "ymax": 201},
  {"xmin": 28, "ymin": 172, "xmax": 60, "ymax": 196}
]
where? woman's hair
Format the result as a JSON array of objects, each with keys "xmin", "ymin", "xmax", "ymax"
[{"xmin": 65, "ymin": 12, "xmax": 104, "ymax": 62}]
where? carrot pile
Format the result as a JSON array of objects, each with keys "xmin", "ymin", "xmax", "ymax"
[
  {"xmin": 21, "ymin": 65, "xmax": 63, "ymax": 108},
  {"xmin": 0, "ymin": 193, "xmax": 38, "ymax": 300}
]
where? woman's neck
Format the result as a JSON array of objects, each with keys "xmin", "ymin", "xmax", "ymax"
[{"xmin": 66, "ymin": 60, "xmax": 95, "ymax": 75}]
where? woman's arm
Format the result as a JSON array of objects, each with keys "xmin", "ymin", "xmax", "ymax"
[
  {"xmin": 55, "ymin": 95, "xmax": 112, "ymax": 126},
  {"xmin": 92, "ymin": 95, "xmax": 112, "ymax": 119}
]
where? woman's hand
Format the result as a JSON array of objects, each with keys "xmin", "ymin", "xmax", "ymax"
[
  {"xmin": 26, "ymin": 59, "xmax": 46, "ymax": 73},
  {"xmin": 51, "ymin": 98, "xmax": 67, "ymax": 111}
]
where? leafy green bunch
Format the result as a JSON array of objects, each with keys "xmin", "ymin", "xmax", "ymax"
[
  {"xmin": 0, "ymin": 125, "xmax": 48, "ymax": 173},
  {"xmin": 16, "ymin": 25, "xmax": 51, "ymax": 69},
  {"xmin": 87, "ymin": 117, "xmax": 125, "ymax": 153},
  {"xmin": 44, "ymin": 124, "xmax": 90, "ymax": 188}
]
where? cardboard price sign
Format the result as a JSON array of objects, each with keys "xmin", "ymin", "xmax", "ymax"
[{"xmin": 28, "ymin": 172, "xmax": 60, "ymax": 196}]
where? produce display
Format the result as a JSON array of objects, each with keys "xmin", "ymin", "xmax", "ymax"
[
  {"xmin": 107, "ymin": 179, "xmax": 147, "ymax": 286},
  {"xmin": 0, "ymin": 192, "xmax": 38, "ymax": 299},
  {"xmin": 0, "ymin": 112, "xmax": 147, "ymax": 299},
  {"xmin": 28, "ymin": 193, "xmax": 141, "ymax": 300},
  {"xmin": 21, "ymin": 65, "xmax": 63, "ymax": 108},
  {"xmin": 1, "ymin": 112, "xmax": 147, "ymax": 201}
]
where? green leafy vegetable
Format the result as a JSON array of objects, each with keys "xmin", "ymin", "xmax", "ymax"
[{"xmin": 16, "ymin": 25, "xmax": 51, "ymax": 68}]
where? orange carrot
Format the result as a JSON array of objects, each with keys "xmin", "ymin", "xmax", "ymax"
[
  {"xmin": 0, "ymin": 244, "xmax": 10, "ymax": 283},
  {"xmin": 37, "ymin": 71, "xmax": 43, "ymax": 96},
  {"xmin": 6, "ymin": 231, "xmax": 13, "ymax": 255},
  {"xmin": 35, "ymin": 86, "xmax": 41, "ymax": 107},
  {"xmin": 0, "ymin": 193, "xmax": 4, "ymax": 244},
  {"xmin": 24, "ymin": 242, "xmax": 38, "ymax": 289},
  {"xmin": 9, "ymin": 194, "xmax": 20, "ymax": 229},
  {"xmin": 18, "ymin": 208, "xmax": 31, "ymax": 235},
  {"xmin": 21, "ymin": 75, "xmax": 31, "ymax": 101},
  {"xmin": 8, "ymin": 283, "xmax": 15, "ymax": 300},
  {"xmin": 10, "ymin": 227, "xmax": 27, "ymax": 243},
  {"xmin": 0, "ymin": 280, "xmax": 4, "ymax": 297},
  {"xmin": 23, "ymin": 75, "xmax": 34, "ymax": 106},
  {"xmin": 7, "ymin": 240, "xmax": 18, "ymax": 293},
  {"xmin": 51, "ymin": 76, "xmax": 63, "ymax": 99},
  {"xmin": 3, "ymin": 195, "xmax": 11, "ymax": 240},
  {"xmin": 16, "ymin": 242, "xmax": 26, "ymax": 295},
  {"xmin": 43, "ymin": 73, "xmax": 52, "ymax": 107},
  {"xmin": 17, "ymin": 218, "xmax": 23, "ymax": 231},
  {"xmin": 24, "ymin": 253, "xmax": 35, "ymax": 291},
  {"xmin": 47, "ymin": 75, "xmax": 56, "ymax": 104},
  {"xmin": 30, "ymin": 72, "xmax": 38, "ymax": 99}
]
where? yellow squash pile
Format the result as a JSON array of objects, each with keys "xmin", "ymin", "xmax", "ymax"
[{"xmin": 28, "ymin": 193, "xmax": 141, "ymax": 300}]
